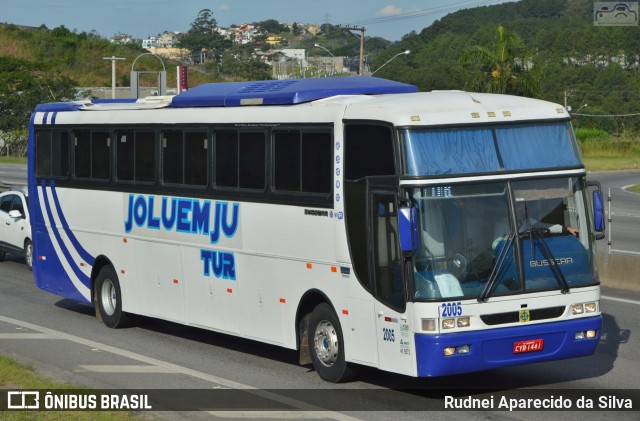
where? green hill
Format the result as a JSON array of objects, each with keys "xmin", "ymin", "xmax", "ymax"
[{"xmin": 371, "ymin": 0, "xmax": 640, "ymax": 133}]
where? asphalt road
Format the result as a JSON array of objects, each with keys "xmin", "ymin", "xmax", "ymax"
[
  {"xmin": 590, "ymin": 170, "xmax": 640, "ymax": 256},
  {"xmin": 0, "ymin": 255, "xmax": 639, "ymax": 419},
  {"xmin": 0, "ymin": 163, "xmax": 27, "ymax": 189}
]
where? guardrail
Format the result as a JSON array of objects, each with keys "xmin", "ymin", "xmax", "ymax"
[{"xmin": 598, "ymin": 252, "xmax": 640, "ymax": 292}]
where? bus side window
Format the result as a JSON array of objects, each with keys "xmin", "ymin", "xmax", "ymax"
[
  {"xmin": 73, "ymin": 130, "xmax": 109, "ymax": 180},
  {"xmin": 344, "ymin": 124, "xmax": 395, "ymax": 181},
  {"xmin": 214, "ymin": 130, "xmax": 265, "ymax": 190},
  {"xmin": 274, "ymin": 130, "xmax": 332, "ymax": 194}
]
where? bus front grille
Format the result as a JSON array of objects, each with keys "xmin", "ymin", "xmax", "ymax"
[{"xmin": 480, "ymin": 306, "xmax": 566, "ymax": 325}]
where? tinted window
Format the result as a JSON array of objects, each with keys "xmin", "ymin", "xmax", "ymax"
[
  {"xmin": 274, "ymin": 131, "xmax": 300, "ymax": 191},
  {"xmin": 163, "ymin": 130, "xmax": 207, "ymax": 186},
  {"xmin": 215, "ymin": 131, "xmax": 238, "ymax": 188},
  {"xmin": 215, "ymin": 131, "xmax": 265, "ymax": 189},
  {"xmin": 74, "ymin": 130, "xmax": 110, "ymax": 180},
  {"xmin": 345, "ymin": 125, "xmax": 395, "ymax": 180},
  {"xmin": 92, "ymin": 132, "xmax": 110, "ymax": 179},
  {"xmin": 301, "ymin": 132, "xmax": 332, "ymax": 193},
  {"xmin": 117, "ymin": 130, "xmax": 156, "ymax": 182},
  {"xmin": 274, "ymin": 130, "xmax": 331, "ymax": 194},
  {"xmin": 239, "ymin": 132, "xmax": 265, "ymax": 189},
  {"xmin": 162, "ymin": 130, "xmax": 182, "ymax": 184},
  {"xmin": 184, "ymin": 132, "xmax": 207, "ymax": 186},
  {"xmin": 0, "ymin": 196, "xmax": 14, "ymax": 213}
]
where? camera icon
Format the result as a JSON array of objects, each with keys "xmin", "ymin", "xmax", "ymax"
[
  {"xmin": 594, "ymin": 2, "xmax": 639, "ymax": 26},
  {"xmin": 7, "ymin": 391, "xmax": 40, "ymax": 409}
]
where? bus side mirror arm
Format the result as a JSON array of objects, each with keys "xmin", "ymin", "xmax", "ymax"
[{"xmin": 588, "ymin": 181, "xmax": 606, "ymax": 240}]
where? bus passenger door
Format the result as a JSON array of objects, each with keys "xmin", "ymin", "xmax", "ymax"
[{"xmin": 370, "ymin": 188, "xmax": 415, "ymax": 376}]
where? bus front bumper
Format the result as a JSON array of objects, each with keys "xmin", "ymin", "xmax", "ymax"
[{"xmin": 414, "ymin": 316, "xmax": 602, "ymax": 377}]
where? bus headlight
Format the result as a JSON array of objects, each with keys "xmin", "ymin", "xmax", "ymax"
[
  {"xmin": 572, "ymin": 302, "xmax": 598, "ymax": 315},
  {"xmin": 457, "ymin": 317, "xmax": 470, "ymax": 328},
  {"xmin": 442, "ymin": 319, "xmax": 455, "ymax": 329}
]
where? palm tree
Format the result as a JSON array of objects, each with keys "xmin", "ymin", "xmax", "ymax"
[{"xmin": 460, "ymin": 25, "xmax": 541, "ymax": 98}]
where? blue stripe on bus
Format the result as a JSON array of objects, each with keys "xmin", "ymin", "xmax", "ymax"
[
  {"xmin": 40, "ymin": 181, "xmax": 92, "ymax": 289},
  {"xmin": 42, "ymin": 112, "xmax": 49, "ymax": 125},
  {"xmin": 49, "ymin": 181, "xmax": 96, "ymax": 266},
  {"xmin": 51, "ymin": 112, "xmax": 57, "ymax": 125},
  {"xmin": 414, "ymin": 316, "xmax": 601, "ymax": 377}
]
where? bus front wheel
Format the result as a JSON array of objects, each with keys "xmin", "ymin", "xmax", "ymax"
[
  {"xmin": 308, "ymin": 303, "xmax": 353, "ymax": 383},
  {"xmin": 95, "ymin": 265, "xmax": 133, "ymax": 328}
]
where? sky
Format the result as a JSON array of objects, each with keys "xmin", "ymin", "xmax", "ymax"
[{"xmin": 1, "ymin": 0, "xmax": 515, "ymax": 42}]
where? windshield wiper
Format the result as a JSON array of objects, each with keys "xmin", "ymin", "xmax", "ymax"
[
  {"xmin": 478, "ymin": 232, "xmax": 515, "ymax": 302},
  {"xmin": 523, "ymin": 228, "xmax": 570, "ymax": 294}
]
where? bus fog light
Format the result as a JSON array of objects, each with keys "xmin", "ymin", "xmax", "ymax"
[
  {"xmin": 457, "ymin": 317, "xmax": 470, "ymax": 328},
  {"xmin": 443, "ymin": 347, "xmax": 456, "ymax": 356},
  {"xmin": 584, "ymin": 302, "xmax": 597, "ymax": 313},
  {"xmin": 421, "ymin": 319, "xmax": 436, "ymax": 332},
  {"xmin": 586, "ymin": 330, "xmax": 597, "ymax": 339},
  {"xmin": 575, "ymin": 331, "xmax": 585, "ymax": 340},
  {"xmin": 442, "ymin": 319, "xmax": 455, "ymax": 329},
  {"xmin": 571, "ymin": 304, "xmax": 584, "ymax": 315},
  {"xmin": 458, "ymin": 345, "xmax": 470, "ymax": 354}
]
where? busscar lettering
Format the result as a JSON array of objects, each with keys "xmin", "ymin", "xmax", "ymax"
[
  {"xmin": 529, "ymin": 257, "xmax": 574, "ymax": 267},
  {"xmin": 124, "ymin": 194, "xmax": 239, "ymax": 280},
  {"xmin": 304, "ymin": 209, "xmax": 329, "ymax": 217}
]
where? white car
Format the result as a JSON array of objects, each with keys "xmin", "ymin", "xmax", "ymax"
[{"xmin": 0, "ymin": 188, "xmax": 33, "ymax": 270}]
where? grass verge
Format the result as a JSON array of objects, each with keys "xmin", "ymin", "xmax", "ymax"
[
  {"xmin": 0, "ymin": 156, "xmax": 27, "ymax": 165},
  {"xmin": 0, "ymin": 355, "xmax": 146, "ymax": 420}
]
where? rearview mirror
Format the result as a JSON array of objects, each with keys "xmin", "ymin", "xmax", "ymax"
[
  {"xmin": 8, "ymin": 210, "xmax": 23, "ymax": 219},
  {"xmin": 399, "ymin": 207, "xmax": 418, "ymax": 254},
  {"xmin": 588, "ymin": 181, "xmax": 605, "ymax": 240}
]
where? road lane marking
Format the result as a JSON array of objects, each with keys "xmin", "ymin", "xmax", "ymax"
[
  {"xmin": 0, "ymin": 333, "xmax": 56, "ymax": 339},
  {"xmin": 610, "ymin": 249, "xmax": 640, "ymax": 256},
  {"xmin": 76, "ymin": 365, "xmax": 178, "ymax": 373},
  {"xmin": 0, "ymin": 314, "xmax": 360, "ymax": 420},
  {"xmin": 601, "ymin": 295, "xmax": 640, "ymax": 306}
]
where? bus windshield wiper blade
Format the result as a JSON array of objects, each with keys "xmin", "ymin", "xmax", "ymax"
[
  {"xmin": 523, "ymin": 229, "xmax": 570, "ymax": 294},
  {"xmin": 478, "ymin": 232, "xmax": 515, "ymax": 302}
]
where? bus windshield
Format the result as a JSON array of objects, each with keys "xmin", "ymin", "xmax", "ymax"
[
  {"xmin": 408, "ymin": 177, "xmax": 597, "ymax": 301},
  {"xmin": 402, "ymin": 122, "xmax": 581, "ymax": 176}
]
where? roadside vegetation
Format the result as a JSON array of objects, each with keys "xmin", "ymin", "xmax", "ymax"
[{"xmin": 0, "ymin": 355, "xmax": 145, "ymax": 420}]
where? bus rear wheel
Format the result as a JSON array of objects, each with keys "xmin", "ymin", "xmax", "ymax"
[
  {"xmin": 95, "ymin": 265, "xmax": 133, "ymax": 328},
  {"xmin": 308, "ymin": 303, "xmax": 354, "ymax": 383}
]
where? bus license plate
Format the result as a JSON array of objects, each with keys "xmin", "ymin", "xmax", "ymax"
[{"xmin": 513, "ymin": 338, "xmax": 544, "ymax": 354}]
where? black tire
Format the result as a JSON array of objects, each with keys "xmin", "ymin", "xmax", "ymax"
[
  {"xmin": 24, "ymin": 239, "xmax": 33, "ymax": 271},
  {"xmin": 95, "ymin": 265, "xmax": 133, "ymax": 328},
  {"xmin": 308, "ymin": 303, "xmax": 354, "ymax": 383},
  {"xmin": 0, "ymin": 251, "xmax": 5, "ymax": 262}
]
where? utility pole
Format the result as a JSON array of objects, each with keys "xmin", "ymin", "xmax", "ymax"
[
  {"xmin": 339, "ymin": 25, "xmax": 365, "ymax": 75},
  {"xmin": 103, "ymin": 56, "xmax": 125, "ymax": 99}
]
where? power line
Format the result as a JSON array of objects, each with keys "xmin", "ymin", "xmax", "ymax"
[
  {"xmin": 339, "ymin": 0, "xmax": 504, "ymax": 27},
  {"xmin": 574, "ymin": 112, "xmax": 640, "ymax": 117}
]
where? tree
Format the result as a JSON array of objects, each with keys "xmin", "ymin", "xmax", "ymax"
[
  {"xmin": 257, "ymin": 19, "xmax": 288, "ymax": 35},
  {"xmin": 0, "ymin": 57, "xmax": 77, "ymax": 156},
  {"xmin": 460, "ymin": 25, "xmax": 542, "ymax": 98},
  {"xmin": 178, "ymin": 9, "xmax": 231, "ymax": 62}
]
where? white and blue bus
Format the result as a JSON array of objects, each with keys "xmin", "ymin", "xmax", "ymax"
[{"xmin": 29, "ymin": 77, "xmax": 605, "ymax": 382}]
